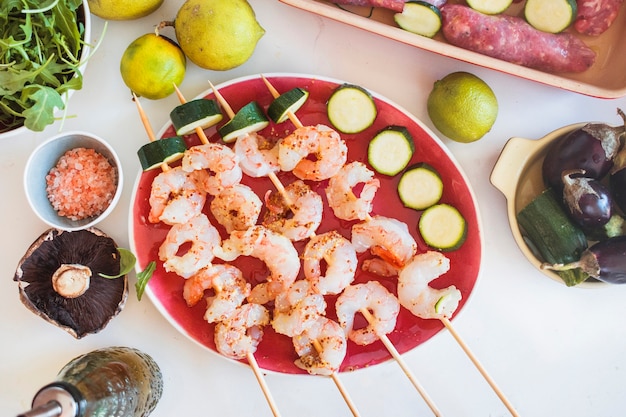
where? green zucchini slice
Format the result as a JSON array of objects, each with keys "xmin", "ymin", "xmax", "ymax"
[
  {"xmin": 327, "ymin": 84, "xmax": 377, "ymax": 134},
  {"xmin": 367, "ymin": 125, "xmax": 415, "ymax": 176},
  {"xmin": 524, "ymin": 0, "xmax": 577, "ymax": 33},
  {"xmin": 398, "ymin": 163, "xmax": 443, "ymax": 210},
  {"xmin": 419, "ymin": 203, "xmax": 467, "ymax": 251},
  {"xmin": 137, "ymin": 136, "xmax": 187, "ymax": 171},
  {"xmin": 170, "ymin": 99, "xmax": 223, "ymax": 136},
  {"xmin": 218, "ymin": 101, "xmax": 269, "ymax": 143},
  {"xmin": 466, "ymin": 0, "xmax": 513, "ymax": 14},
  {"xmin": 267, "ymin": 87, "xmax": 309, "ymax": 123},
  {"xmin": 394, "ymin": 1, "xmax": 443, "ymax": 38}
]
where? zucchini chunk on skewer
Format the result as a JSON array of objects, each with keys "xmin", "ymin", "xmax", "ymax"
[
  {"xmin": 419, "ymin": 203, "xmax": 467, "ymax": 251},
  {"xmin": 327, "ymin": 84, "xmax": 378, "ymax": 134},
  {"xmin": 398, "ymin": 163, "xmax": 443, "ymax": 210},
  {"xmin": 218, "ymin": 101, "xmax": 269, "ymax": 143},
  {"xmin": 367, "ymin": 125, "xmax": 415, "ymax": 176},
  {"xmin": 137, "ymin": 136, "xmax": 187, "ymax": 171},
  {"xmin": 170, "ymin": 98, "xmax": 223, "ymax": 136},
  {"xmin": 267, "ymin": 87, "xmax": 309, "ymax": 123},
  {"xmin": 394, "ymin": 1, "xmax": 443, "ymax": 38}
]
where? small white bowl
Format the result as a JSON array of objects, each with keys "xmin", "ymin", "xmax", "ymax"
[
  {"xmin": 24, "ymin": 131, "xmax": 123, "ymax": 231},
  {"xmin": 0, "ymin": 1, "xmax": 91, "ymax": 139}
]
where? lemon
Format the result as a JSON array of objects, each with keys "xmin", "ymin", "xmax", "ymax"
[
  {"xmin": 88, "ymin": 0, "xmax": 164, "ymax": 20},
  {"xmin": 427, "ymin": 72, "xmax": 498, "ymax": 143},
  {"xmin": 174, "ymin": 0, "xmax": 265, "ymax": 71},
  {"xmin": 120, "ymin": 33, "xmax": 186, "ymax": 100}
]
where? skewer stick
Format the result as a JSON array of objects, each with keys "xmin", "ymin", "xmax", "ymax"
[
  {"xmin": 209, "ymin": 79, "xmax": 361, "ymax": 417},
  {"xmin": 360, "ymin": 309, "xmax": 441, "ymax": 417},
  {"xmin": 173, "ymin": 87, "xmax": 282, "ymax": 417},
  {"xmin": 173, "ymin": 84, "xmax": 209, "ymax": 145},
  {"xmin": 441, "ymin": 317, "xmax": 519, "ymax": 417},
  {"xmin": 132, "ymin": 93, "xmax": 170, "ymax": 172}
]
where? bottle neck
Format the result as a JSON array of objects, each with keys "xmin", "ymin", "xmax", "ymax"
[{"xmin": 18, "ymin": 382, "xmax": 84, "ymax": 417}]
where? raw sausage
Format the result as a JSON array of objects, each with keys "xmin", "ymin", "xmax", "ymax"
[
  {"xmin": 332, "ymin": 0, "xmax": 405, "ymax": 12},
  {"xmin": 440, "ymin": 5, "xmax": 596, "ymax": 73},
  {"xmin": 574, "ymin": 0, "xmax": 624, "ymax": 36}
]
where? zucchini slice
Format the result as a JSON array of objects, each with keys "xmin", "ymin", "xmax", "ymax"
[
  {"xmin": 517, "ymin": 188, "xmax": 589, "ymax": 286},
  {"xmin": 419, "ymin": 203, "xmax": 467, "ymax": 251},
  {"xmin": 398, "ymin": 163, "xmax": 443, "ymax": 210},
  {"xmin": 267, "ymin": 87, "xmax": 309, "ymax": 123},
  {"xmin": 394, "ymin": 1, "xmax": 443, "ymax": 38},
  {"xmin": 137, "ymin": 136, "xmax": 187, "ymax": 171},
  {"xmin": 524, "ymin": 0, "xmax": 577, "ymax": 33},
  {"xmin": 170, "ymin": 99, "xmax": 223, "ymax": 136},
  {"xmin": 218, "ymin": 101, "xmax": 269, "ymax": 143},
  {"xmin": 367, "ymin": 125, "xmax": 415, "ymax": 176},
  {"xmin": 327, "ymin": 84, "xmax": 377, "ymax": 134},
  {"xmin": 466, "ymin": 0, "xmax": 513, "ymax": 14}
]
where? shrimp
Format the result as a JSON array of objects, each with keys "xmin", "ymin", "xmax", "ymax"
[
  {"xmin": 182, "ymin": 142, "xmax": 242, "ymax": 195},
  {"xmin": 214, "ymin": 303, "xmax": 270, "ymax": 360},
  {"xmin": 158, "ymin": 213, "xmax": 221, "ymax": 278},
  {"xmin": 262, "ymin": 180, "xmax": 323, "ymax": 241},
  {"xmin": 182, "ymin": 264, "xmax": 251, "ymax": 323},
  {"xmin": 335, "ymin": 281, "xmax": 400, "ymax": 346},
  {"xmin": 278, "ymin": 124, "xmax": 348, "ymax": 181},
  {"xmin": 234, "ymin": 132, "xmax": 280, "ymax": 178},
  {"xmin": 303, "ymin": 230, "xmax": 358, "ymax": 295},
  {"xmin": 148, "ymin": 166, "xmax": 208, "ymax": 225},
  {"xmin": 325, "ymin": 161, "xmax": 380, "ymax": 221},
  {"xmin": 293, "ymin": 316, "xmax": 347, "ymax": 376},
  {"xmin": 351, "ymin": 215, "xmax": 417, "ymax": 269},
  {"xmin": 272, "ymin": 280, "xmax": 327, "ymax": 337},
  {"xmin": 210, "ymin": 184, "xmax": 262, "ymax": 234},
  {"xmin": 215, "ymin": 225, "xmax": 301, "ymax": 301},
  {"xmin": 397, "ymin": 251, "xmax": 461, "ymax": 320}
]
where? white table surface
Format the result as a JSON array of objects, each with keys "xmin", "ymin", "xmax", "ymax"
[{"xmin": 3, "ymin": 1, "xmax": 626, "ymax": 416}]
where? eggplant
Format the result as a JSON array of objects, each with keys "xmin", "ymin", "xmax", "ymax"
[
  {"xmin": 543, "ymin": 236, "xmax": 626, "ymax": 284},
  {"xmin": 561, "ymin": 169, "xmax": 612, "ymax": 229},
  {"xmin": 610, "ymin": 137, "xmax": 626, "ymax": 213},
  {"xmin": 542, "ymin": 109, "xmax": 626, "ymax": 192}
]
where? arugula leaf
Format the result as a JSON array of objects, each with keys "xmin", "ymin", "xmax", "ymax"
[
  {"xmin": 99, "ymin": 248, "xmax": 137, "ymax": 279},
  {"xmin": 22, "ymin": 85, "xmax": 65, "ymax": 131},
  {"xmin": 135, "ymin": 262, "xmax": 157, "ymax": 301}
]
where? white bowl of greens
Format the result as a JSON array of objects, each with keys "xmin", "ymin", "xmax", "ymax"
[{"xmin": 0, "ymin": 0, "xmax": 91, "ymax": 137}]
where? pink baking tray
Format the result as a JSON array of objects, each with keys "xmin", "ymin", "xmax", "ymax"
[{"xmin": 280, "ymin": 0, "xmax": 626, "ymax": 99}]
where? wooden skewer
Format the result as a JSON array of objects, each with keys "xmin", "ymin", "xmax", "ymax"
[
  {"xmin": 172, "ymin": 87, "xmax": 282, "ymax": 417},
  {"xmin": 209, "ymin": 79, "xmax": 361, "ymax": 417},
  {"xmin": 132, "ymin": 93, "xmax": 170, "ymax": 172},
  {"xmin": 360, "ymin": 308, "xmax": 441, "ymax": 417},
  {"xmin": 441, "ymin": 317, "xmax": 519, "ymax": 417}
]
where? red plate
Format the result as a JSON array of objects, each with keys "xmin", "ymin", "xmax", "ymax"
[{"xmin": 129, "ymin": 73, "xmax": 483, "ymax": 374}]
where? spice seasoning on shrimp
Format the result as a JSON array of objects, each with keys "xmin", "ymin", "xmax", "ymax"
[{"xmin": 46, "ymin": 148, "xmax": 117, "ymax": 221}]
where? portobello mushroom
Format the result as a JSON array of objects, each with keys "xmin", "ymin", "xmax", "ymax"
[{"xmin": 13, "ymin": 227, "xmax": 128, "ymax": 338}]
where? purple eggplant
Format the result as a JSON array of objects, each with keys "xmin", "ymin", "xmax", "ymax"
[
  {"xmin": 542, "ymin": 109, "xmax": 626, "ymax": 192},
  {"xmin": 610, "ymin": 136, "xmax": 626, "ymax": 213},
  {"xmin": 543, "ymin": 236, "xmax": 626, "ymax": 284},
  {"xmin": 561, "ymin": 169, "xmax": 612, "ymax": 228}
]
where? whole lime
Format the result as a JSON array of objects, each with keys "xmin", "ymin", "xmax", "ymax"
[
  {"xmin": 88, "ymin": 0, "xmax": 164, "ymax": 20},
  {"xmin": 427, "ymin": 72, "xmax": 498, "ymax": 143},
  {"xmin": 120, "ymin": 33, "xmax": 186, "ymax": 100},
  {"xmin": 174, "ymin": 0, "xmax": 265, "ymax": 71}
]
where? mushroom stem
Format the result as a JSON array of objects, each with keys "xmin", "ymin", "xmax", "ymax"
[{"xmin": 52, "ymin": 264, "xmax": 91, "ymax": 298}]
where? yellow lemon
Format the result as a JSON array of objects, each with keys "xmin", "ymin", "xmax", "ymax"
[
  {"xmin": 120, "ymin": 33, "xmax": 186, "ymax": 100},
  {"xmin": 174, "ymin": 0, "xmax": 265, "ymax": 71},
  {"xmin": 88, "ymin": 0, "xmax": 164, "ymax": 20},
  {"xmin": 427, "ymin": 72, "xmax": 498, "ymax": 143}
]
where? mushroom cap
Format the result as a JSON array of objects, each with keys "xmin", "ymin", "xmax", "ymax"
[{"xmin": 14, "ymin": 227, "xmax": 128, "ymax": 338}]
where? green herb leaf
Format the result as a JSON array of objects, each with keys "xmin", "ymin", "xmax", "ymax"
[
  {"xmin": 135, "ymin": 261, "xmax": 156, "ymax": 301},
  {"xmin": 99, "ymin": 248, "xmax": 137, "ymax": 279}
]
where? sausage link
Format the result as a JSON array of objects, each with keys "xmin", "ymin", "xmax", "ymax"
[
  {"xmin": 440, "ymin": 5, "xmax": 596, "ymax": 73},
  {"xmin": 574, "ymin": 0, "xmax": 624, "ymax": 36}
]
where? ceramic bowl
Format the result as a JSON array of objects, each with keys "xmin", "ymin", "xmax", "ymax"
[
  {"xmin": 0, "ymin": 1, "xmax": 91, "ymax": 139},
  {"xmin": 24, "ymin": 131, "xmax": 123, "ymax": 231},
  {"xmin": 490, "ymin": 123, "xmax": 606, "ymax": 288}
]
